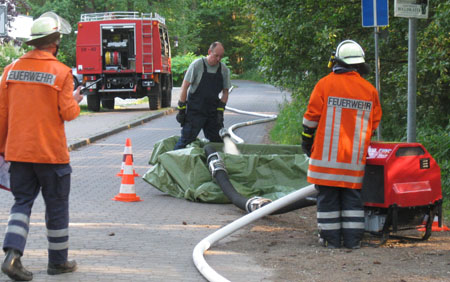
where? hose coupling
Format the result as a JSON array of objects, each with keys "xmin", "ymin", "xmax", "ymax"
[
  {"xmin": 305, "ymin": 196, "xmax": 317, "ymax": 203},
  {"xmin": 207, "ymin": 152, "xmax": 227, "ymax": 177},
  {"xmin": 245, "ymin": 196, "xmax": 272, "ymax": 213},
  {"xmin": 219, "ymin": 128, "xmax": 230, "ymax": 139}
]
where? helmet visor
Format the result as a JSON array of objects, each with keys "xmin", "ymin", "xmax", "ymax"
[{"xmin": 39, "ymin": 11, "xmax": 72, "ymax": 34}]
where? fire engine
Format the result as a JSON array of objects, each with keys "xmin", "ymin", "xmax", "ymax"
[{"xmin": 75, "ymin": 12, "xmax": 172, "ymax": 111}]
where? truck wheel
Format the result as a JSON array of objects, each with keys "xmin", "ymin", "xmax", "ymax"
[
  {"xmin": 102, "ymin": 99, "xmax": 115, "ymax": 110},
  {"xmin": 73, "ymin": 75, "xmax": 79, "ymax": 89},
  {"xmin": 161, "ymin": 75, "xmax": 172, "ymax": 108},
  {"xmin": 148, "ymin": 83, "xmax": 161, "ymax": 110},
  {"xmin": 87, "ymin": 93, "xmax": 101, "ymax": 112}
]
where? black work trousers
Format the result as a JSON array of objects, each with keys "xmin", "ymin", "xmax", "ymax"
[
  {"xmin": 174, "ymin": 109, "xmax": 222, "ymax": 149},
  {"xmin": 316, "ymin": 185, "xmax": 365, "ymax": 248}
]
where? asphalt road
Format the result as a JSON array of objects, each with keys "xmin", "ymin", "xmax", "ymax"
[
  {"xmin": 65, "ymin": 79, "xmax": 290, "ymax": 148},
  {"xmin": 0, "ymin": 80, "xmax": 293, "ymax": 282}
]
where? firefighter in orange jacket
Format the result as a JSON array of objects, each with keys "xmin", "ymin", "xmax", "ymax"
[
  {"xmin": 0, "ymin": 12, "xmax": 83, "ymax": 280},
  {"xmin": 302, "ymin": 40, "xmax": 382, "ymax": 249}
]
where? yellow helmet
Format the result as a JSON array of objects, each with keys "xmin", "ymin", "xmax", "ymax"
[
  {"xmin": 335, "ymin": 40, "xmax": 365, "ymax": 65},
  {"xmin": 25, "ymin": 12, "xmax": 71, "ymax": 46}
]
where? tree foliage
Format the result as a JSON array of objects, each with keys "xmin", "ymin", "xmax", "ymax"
[
  {"xmin": 194, "ymin": 0, "xmax": 254, "ymax": 73},
  {"xmin": 248, "ymin": 0, "xmax": 448, "ymax": 142}
]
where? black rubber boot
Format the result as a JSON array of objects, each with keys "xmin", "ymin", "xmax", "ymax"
[
  {"xmin": 1, "ymin": 249, "xmax": 33, "ymax": 281},
  {"xmin": 318, "ymin": 234, "xmax": 341, "ymax": 249},
  {"xmin": 343, "ymin": 238, "xmax": 362, "ymax": 249},
  {"xmin": 47, "ymin": 260, "xmax": 77, "ymax": 275}
]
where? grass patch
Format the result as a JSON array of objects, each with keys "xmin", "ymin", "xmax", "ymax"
[{"xmin": 79, "ymin": 105, "xmax": 91, "ymax": 115}]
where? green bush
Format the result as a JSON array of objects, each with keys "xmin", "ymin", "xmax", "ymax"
[
  {"xmin": 417, "ymin": 122, "xmax": 450, "ymax": 218},
  {"xmin": 171, "ymin": 53, "xmax": 234, "ymax": 87},
  {"xmin": 0, "ymin": 42, "xmax": 28, "ymax": 74},
  {"xmin": 270, "ymin": 89, "xmax": 309, "ymax": 144},
  {"xmin": 171, "ymin": 52, "xmax": 202, "ymax": 87}
]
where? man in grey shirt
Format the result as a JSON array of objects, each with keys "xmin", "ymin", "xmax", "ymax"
[{"xmin": 174, "ymin": 42, "xmax": 231, "ymax": 149}]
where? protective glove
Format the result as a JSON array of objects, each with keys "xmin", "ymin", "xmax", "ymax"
[
  {"xmin": 176, "ymin": 100, "xmax": 187, "ymax": 126},
  {"xmin": 301, "ymin": 125, "xmax": 316, "ymax": 157},
  {"xmin": 217, "ymin": 100, "xmax": 226, "ymax": 127}
]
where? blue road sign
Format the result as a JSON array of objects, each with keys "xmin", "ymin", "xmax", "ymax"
[{"xmin": 362, "ymin": 0, "xmax": 389, "ymax": 27}]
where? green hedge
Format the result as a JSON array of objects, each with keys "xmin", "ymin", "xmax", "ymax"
[
  {"xmin": 417, "ymin": 123, "xmax": 450, "ymax": 218},
  {"xmin": 171, "ymin": 53, "xmax": 233, "ymax": 87},
  {"xmin": 171, "ymin": 52, "xmax": 202, "ymax": 87}
]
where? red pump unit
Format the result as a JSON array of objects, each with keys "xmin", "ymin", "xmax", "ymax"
[{"xmin": 362, "ymin": 142, "xmax": 443, "ymax": 241}]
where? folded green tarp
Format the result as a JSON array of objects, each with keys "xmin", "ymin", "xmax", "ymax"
[{"xmin": 143, "ymin": 136, "xmax": 310, "ymax": 203}]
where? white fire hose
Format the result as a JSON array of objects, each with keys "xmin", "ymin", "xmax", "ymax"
[
  {"xmin": 225, "ymin": 106, "xmax": 277, "ymax": 144},
  {"xmin": 193, "ymin": 184, "xmax": 316, "ymax": 282},
  {"xmin": 193, "ymin": 87, "xmax": 310, "ymax": 281}
]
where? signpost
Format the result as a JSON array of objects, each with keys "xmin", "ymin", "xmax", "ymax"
[
  {"xmin": 395, "ymin": 0, "xmax": 429, "ymax": 19},
  {"xmin": 362, "ymin": 0, "xmax": 388, "ymax": 140},
  {"xmin": 394, "ymin": 0, "xmax": 429, "ymax": 142},
  {"xmin": 0, "ymin": 4, "xmax": 7, "ymax": 37}
]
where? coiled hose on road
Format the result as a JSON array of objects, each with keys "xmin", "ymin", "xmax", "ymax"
[
  {"xmin": 225, "ymin": 106, "xmax": 278, "ymax": 144},
  {"xmin": 193, "ymin": 103, "xmax": 318, "ymax": 282}
]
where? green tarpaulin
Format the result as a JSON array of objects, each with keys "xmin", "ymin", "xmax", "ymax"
[{"xmin": 143, "ymin": 136, "xmax": 310, "ymax": 203}]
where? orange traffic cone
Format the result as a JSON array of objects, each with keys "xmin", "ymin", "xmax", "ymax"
[
  {"xmin": 113, "ymin": 155, "xmax": 142, "ymax": 202},
  {"xmin": 117, "ymin": 138, "xmax": 138, "ymax": 177},
  {"xmin": 430, "ymin": 216, "xmax": 450, "ymax": 232},
  {"xmin": 417, "ymin": 215, "xmax": 450, "ymax": 232}
]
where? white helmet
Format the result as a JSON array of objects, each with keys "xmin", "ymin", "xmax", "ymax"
[
  {"xmin": 25, "ymin": 12, "xmax": 71, "ymax": 46},
  {"xmin": 335, "ymin": 40, "xmax": 365, "ymax": 65}
]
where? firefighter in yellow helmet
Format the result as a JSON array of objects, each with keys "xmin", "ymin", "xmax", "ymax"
[
  {"xmin": 302, "ymin": 40, "xmax": 382, "ymax": 249},
  {"xmin": 0, "ymin": 11, "xmax": 82, "ymax": 280}
]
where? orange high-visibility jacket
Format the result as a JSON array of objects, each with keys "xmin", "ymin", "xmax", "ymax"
[
  {"xmin": 303, "ymin": 71, "xmax": 382, "ymax": 189},
  {"xmin": 0, "ymin": 50, "xmax": 80, "ymax": 164}
]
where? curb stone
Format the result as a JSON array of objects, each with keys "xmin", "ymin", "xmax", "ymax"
[{"xmin": 68, "ymin": 107, "xmax": 175, "ymax": 151}]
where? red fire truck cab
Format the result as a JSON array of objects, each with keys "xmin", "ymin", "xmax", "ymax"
[{"xmin": 75, "ymin": 12, "xmax": 172, "ymax": 111}]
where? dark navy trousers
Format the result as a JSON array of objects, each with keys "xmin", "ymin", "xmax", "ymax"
[{"xmin": 3, "ymin": 162, "xmax": 72, "ymax": 264}]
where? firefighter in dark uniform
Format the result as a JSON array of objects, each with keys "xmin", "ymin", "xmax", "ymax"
[
  {"xmin": 0, "ymin": 12, "xmax": 83, "ymax": 280},
  {"xmin": 174, "ymin": 42, "xmax": 231, "ymax": 149}
]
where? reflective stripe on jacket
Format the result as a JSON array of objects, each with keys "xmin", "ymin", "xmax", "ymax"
[
  {"xmin": 0, "ymin": 50, "xmax": 80, "ymax": 163},
  {"xmin": 303, "ymin": 71, "xmax": 382, "ymax": 189}
]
